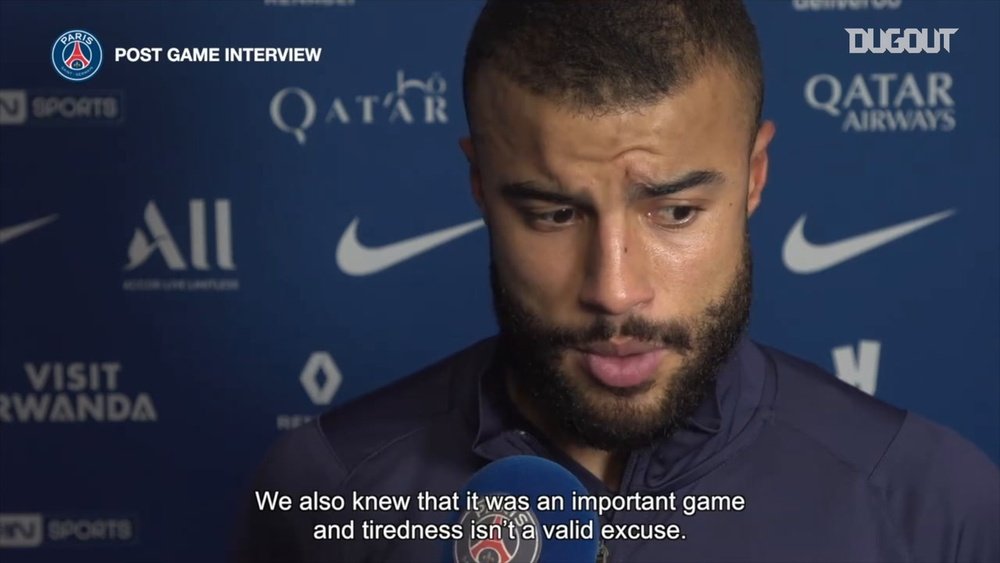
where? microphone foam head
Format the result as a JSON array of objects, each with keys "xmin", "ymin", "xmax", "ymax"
[{"xmin": 451, "ymin": 455, "xmax": 600, "ymax": 563}]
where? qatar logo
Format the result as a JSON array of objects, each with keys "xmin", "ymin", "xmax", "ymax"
[
  {"xmin": 51, "ymin": 30, "xmax": 103, "ymax": 82},
  {"xmin": 455, "ymin": 500, "xmax": 541, "ymax": 563}
]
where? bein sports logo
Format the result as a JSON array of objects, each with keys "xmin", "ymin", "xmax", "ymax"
[
  {"xmin": 51, "ymin": 30, "xmax": 103, "ymax": 81},
  {"xmin": 0, "ymin": 90, "xmax": 27, "ymax": 125},
  {"xmin": 0, "ymin": 89, "xmax": 123, "ymax": 126},
  {"xmin": 847, "ymin": 28, "xmax": 957, "ymax": 54},
  {"xmin": 0, "ymin": 513, "xmax": 42, "ymax": 548},
  {"xmin": 0, "ymin": 513, "xmax": 135, "ymax": 548}
]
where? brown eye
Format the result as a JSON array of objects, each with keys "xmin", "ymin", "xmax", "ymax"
[
  {"xmin": 531, "ymin": 207, "xmax": 577, "ymax": 226},
  {"xmin": 654, "ymin": 206, "xmax": 698, "ymax": 227},
  {"xmin": 551, "ymin": 208, "xmax": 575, "ymax": 224}
]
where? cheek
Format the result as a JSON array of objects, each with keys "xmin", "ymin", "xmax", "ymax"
[
  {"xmin": 644, "ymin": 205, "xmax": 745, "ymax": 310},
  {"xmin": 645, "ymin": 237, "xmax": 712, "ymax": 312},
  {"xmin": 486, "ymin": 207, "xmax": 581, "ymax": 310}
]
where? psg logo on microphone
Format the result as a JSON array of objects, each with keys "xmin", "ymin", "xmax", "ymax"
[
  {"xmin": 52, "ymin": 30, "xmax": 103, "ymax": 81},
  {"xmin": 455, "ymin": 498, "xmax": 541, "ymax": 563}
]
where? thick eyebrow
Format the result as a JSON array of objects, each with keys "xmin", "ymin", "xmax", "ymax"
[
  {"xmin": 632, "ymin": 169, "xmax": 725, "ymax": 199},
  {"xmin": 498, "ymin": 169, "xmax": 725, "ymax": 207},
  {"xmin": 499, "ymin": 182, "xmax": 582, "ymax": 206}
]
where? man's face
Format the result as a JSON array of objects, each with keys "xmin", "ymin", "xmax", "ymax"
[{"xmin": 462, "ymin": 64, "xmax": 774, "ymax": 451}]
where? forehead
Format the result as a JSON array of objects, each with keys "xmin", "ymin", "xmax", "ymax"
[{"xmin": 471, "ymin": 64, "xmax": 752, "ymax": 182}]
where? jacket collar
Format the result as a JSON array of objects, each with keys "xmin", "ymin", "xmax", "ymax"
[{"xmin": 470, "ymin": 333, "xmax": 769, "ymax": 493}]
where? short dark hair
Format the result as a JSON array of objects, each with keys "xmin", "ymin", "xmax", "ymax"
[{"xmin": 463, "ymin": 0, "xmax": 763, "ymax": 136}]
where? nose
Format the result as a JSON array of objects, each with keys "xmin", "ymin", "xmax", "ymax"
[{"xmin": 578, "ymin": 216, "xmax": 654, "ymax": 316}]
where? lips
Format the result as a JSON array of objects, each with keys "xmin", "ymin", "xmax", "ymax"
[{"xmin": 577, "ymin": 341, "xmax": 667, "ymax": 388}]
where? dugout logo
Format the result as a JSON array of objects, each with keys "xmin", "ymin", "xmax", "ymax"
[
  {"xmin": 847, "ymin": 28, "xmax": 957, "ymax": 54},
  {"xmin": 455, "ymin": 498, "xmax": 541, "ymax": 563},
  {"xmin": 804, "ymin": 72, "xmax": 955, "ymax": 132},
  {"xmin": 52, "ymin": 30, "xmax": 103, "ymax": 82}
]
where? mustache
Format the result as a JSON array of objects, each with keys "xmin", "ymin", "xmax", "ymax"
[
  {"xmin": 488, "ymin": 260, "xmax": 697, "ymax": 353},
  {"xmin": 531, "ymin": 315, "xmax": 693, "ymax": 352}
]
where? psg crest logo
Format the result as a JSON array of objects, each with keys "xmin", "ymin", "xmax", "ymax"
[
  {"xmin": 52, "ymin": 30, "xmax": 103, "ymax": 81},
  {"xmin": 454, "ymin": 499, "xmax": 541, "ymax": 563}
]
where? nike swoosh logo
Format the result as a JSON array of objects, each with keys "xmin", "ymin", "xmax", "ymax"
[
  {"xmin": 336, "ymin": 217, "xmax": 484, "ymax": 276},
  {"xmin": 0, "ymin": 214, "xmax": 59, "ymax": 245},
  {"xmin": 783, "ymin": 209, "xmax": 955, "ymax": 274}
]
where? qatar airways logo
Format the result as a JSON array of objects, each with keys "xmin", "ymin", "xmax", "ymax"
[
  {"xmin": 270, "ymin": 70, "xmax": 449, "ymax": 145},
  {"xmin": 847, "ymin": 28, "xmax": 958, "ymax": 54},
  {"xmin": 805, "ymin": 72, "xmax": 955, "ymax": 132}
]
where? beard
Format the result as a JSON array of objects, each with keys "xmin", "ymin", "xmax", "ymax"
[{"xmin": 490, "ymin": 233, "xmax": 752, "ymax": 452}]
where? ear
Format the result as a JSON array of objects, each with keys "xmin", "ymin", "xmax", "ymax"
[
  {"xmin": 459, "ymin": 136, "xmax": 486, "ymax": 214},
  {"xmin": 747, "ymin": 120, "xmax": 776, "ymax": 218}
]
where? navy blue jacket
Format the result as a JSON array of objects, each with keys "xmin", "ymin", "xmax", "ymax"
[{"xmin": 233, "ymin": 337, "xmax": 999, "ymax": 562}]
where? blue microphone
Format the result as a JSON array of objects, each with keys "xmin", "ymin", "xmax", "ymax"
[{"xmin": 448, "ymin": 455, "xmax": 600, "ymax": 563}]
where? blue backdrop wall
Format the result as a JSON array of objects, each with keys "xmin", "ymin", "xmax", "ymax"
[{"xmin": 1, "ymin": 1, "xmax": 997, "ymax": 561}]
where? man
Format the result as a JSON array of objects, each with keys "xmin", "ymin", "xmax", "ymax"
[{"xmin": 233, "ymin": 1, "xmax": 999, "ymax": 561}]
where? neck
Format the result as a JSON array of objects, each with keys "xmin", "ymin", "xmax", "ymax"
[
  {"xmin": 560, "ymin": 443, "xmax": 627, "ymax": 492},
  {"xmin": 505, "ymin": 371, "xmax": 628, "ymax": 491}
]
